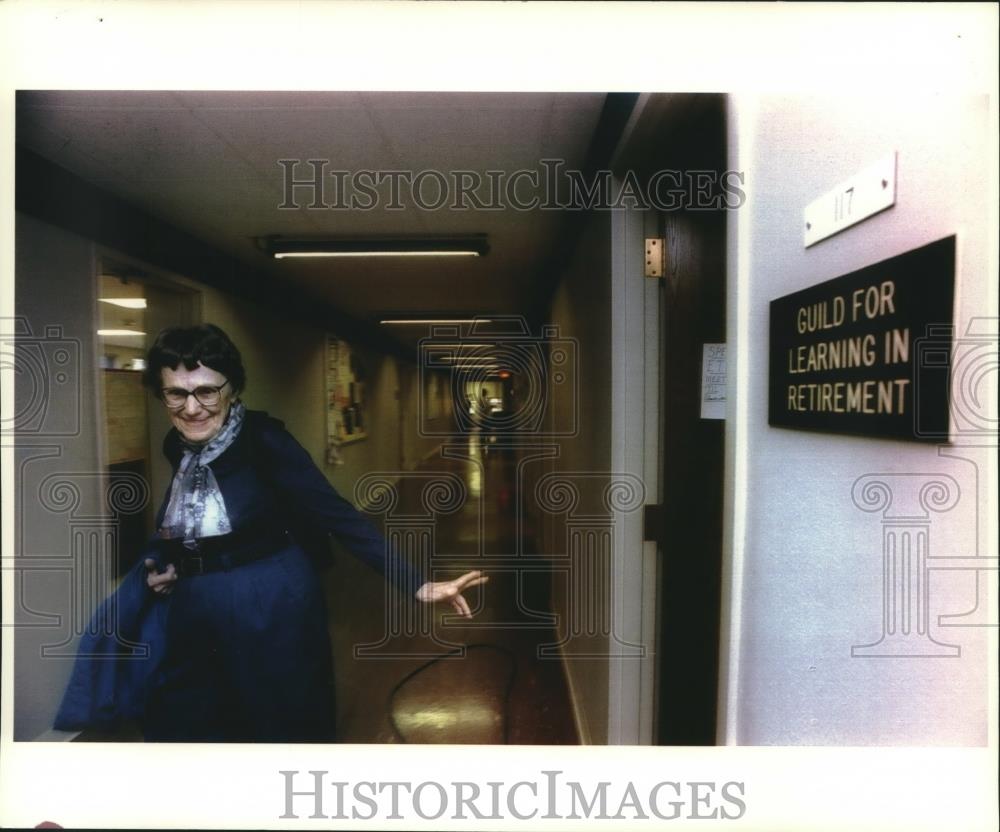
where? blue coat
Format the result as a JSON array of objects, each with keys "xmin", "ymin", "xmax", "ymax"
[{"xmin": 54, "ymin": 409, "xmax": 423, "ymax": 739}]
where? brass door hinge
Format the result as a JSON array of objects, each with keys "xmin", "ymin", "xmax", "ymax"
[{"xmin": 645, "ymin": 237, "xmax": 665, "ymax": 278}]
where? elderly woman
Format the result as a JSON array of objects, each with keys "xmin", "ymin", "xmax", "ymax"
[{"xmin": 56, "ymin": 324, "xmax": 485, "ymax": 742}]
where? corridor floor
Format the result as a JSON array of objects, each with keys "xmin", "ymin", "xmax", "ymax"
[{"xmin": 326, "ymin": 433, "xmax": 579, "ymax": 745}]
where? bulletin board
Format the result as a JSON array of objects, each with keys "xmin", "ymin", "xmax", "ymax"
[{"xmin": 326, "ymin": 335, "xmax": 368, "ymax": 463}]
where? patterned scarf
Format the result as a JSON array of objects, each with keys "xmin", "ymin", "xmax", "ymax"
[{"xmin": 159, "ymin": 400, "xmax": 246, "ymax": 548}]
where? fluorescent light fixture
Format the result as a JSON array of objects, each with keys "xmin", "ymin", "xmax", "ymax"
[
  {"xmin": 382, "ymin": 319, "xmax": 493, "ymax": 325},
  {"xmin": 266, "ymin": 234, "xmax": 489, "ymax": 259},
  {"xmin": 99, "ymin": 298, "xmax": 147, "ymax": 309},
  {"xmin": 276, "ymin": 251, "xmax": 476, "ymax": 259},
  {"xmin": 447, "ymin": 363, "xmax": 500, "ymax": 368},
  {"xmin": 421, "ymin": 343, "xmax": 498, "ymax": 349},
  {"xmin": 97, "ymin": 329, "xmax": 147, "ymax": 337}
]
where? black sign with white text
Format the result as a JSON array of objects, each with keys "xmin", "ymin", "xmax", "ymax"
[{"xmin": 769, "ymin": 236, "xmax": 955, "ymax": 442}]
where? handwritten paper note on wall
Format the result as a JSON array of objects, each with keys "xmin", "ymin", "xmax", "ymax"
[{"xmin": 701, "ymin": 343, "xmax": 727, "ymax": 420}]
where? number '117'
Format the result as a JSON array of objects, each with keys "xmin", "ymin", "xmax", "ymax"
[{"xmin": 834, "ymin": 186, "xmax": 854, "ymax": 222}]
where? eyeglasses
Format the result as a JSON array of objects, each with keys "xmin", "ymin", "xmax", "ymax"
[{"xmin": 161, "ymin": 381, "xmax": 230, "ymax": 409}]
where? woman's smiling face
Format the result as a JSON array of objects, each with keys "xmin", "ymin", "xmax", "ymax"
[{"xmin": 160, "ymin": 362, "xmax": 233, "ymax": 444}]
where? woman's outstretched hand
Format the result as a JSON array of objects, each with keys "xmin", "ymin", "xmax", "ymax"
[
  {"xmin": 145, "ymin": 558, "xmax": 178, "ymax": 595},
  {"xmin": 415, "ymin": 570, "xmax": 489, "ymax": 618}
]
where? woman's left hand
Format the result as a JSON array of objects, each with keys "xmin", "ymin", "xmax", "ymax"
[{"xmin": 416, "ymin": 570, "xmax": 489, "ymax": 618}]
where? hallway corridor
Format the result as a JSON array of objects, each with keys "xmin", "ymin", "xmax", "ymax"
[
  {"xmin": 327, "ymin": 432, "xmax": 579, "ymax": 744},
  {"xmin": 6, "ymin": 9, "xmax": 997, "ymax": 830}
]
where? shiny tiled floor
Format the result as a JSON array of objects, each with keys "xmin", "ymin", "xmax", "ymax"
[{"xmin": 327, "ymin": 434, "xmax": 578, "ymax": 744}]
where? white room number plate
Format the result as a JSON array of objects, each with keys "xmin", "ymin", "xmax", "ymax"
[{"xmin": 803, "ymin": 152, "xmax": 897, "ymax": 247}]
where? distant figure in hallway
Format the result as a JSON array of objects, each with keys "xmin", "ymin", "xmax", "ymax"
[{"xmin": 55, "ymin": 323, "xmax": 487, "ymax": 741}]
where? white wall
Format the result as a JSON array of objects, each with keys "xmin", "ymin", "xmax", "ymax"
[
  {"xmin": 13, "ymin": 214, "xmax": 103, "ymax": 740},
  {"xmin": 722, "ymin": 95, "xmax": 997, "ymax": 745},
  {"xmin": 543, "ymin": 206, "xmax": 659, "ymax": 745},
  {"xmin": 608, "ymin": 201, "xmax": 660, "ymax": 745}
]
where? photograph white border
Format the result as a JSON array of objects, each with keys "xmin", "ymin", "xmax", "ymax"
[{"xmin": 1, "ymin": 2, "xmax": 997, "ymax": 830}]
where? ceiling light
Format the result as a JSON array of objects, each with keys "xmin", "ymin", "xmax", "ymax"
[
  {"xmin": 421, "ymin": 343, "xmax": 498, "ymax": 349},
  {"xmin": 97, "ymin": 329, "xmax": 147, "ymax": 337},
  {"xmin": 447, "ymin": 363, "xmax": 501, "ymax": 368},
  {"xmin": 381, "ymin": 319, "xmax": 493, "ymax": 325},
  {"xmin": 278, "ymin": 251, "xmax": 477, "ymax": 259},
  {"xmin": 99, "ymin": 298, "xmax": 148, "ymax": 309},
  {"xmin": 266, "ymin": 234, "xmax": 489, "ymax": 259}
]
